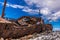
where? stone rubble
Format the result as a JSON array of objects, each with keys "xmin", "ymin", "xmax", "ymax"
[{"xmin": 29, "ymin": 31, "xmax": 60, "ymax": 40}]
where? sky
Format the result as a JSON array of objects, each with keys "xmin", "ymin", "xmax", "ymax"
[{"xmin": 0, "ymin": 0, "xmax": 60, "ymax": 31}]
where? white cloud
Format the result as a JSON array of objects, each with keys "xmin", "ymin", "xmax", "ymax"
[
  {"xmin": 47, "ymin": 11, "xmax": 60, "ymax": 21},
  {"xmin": 6, "ymin": 4, "xmax": 24, "ymax": 9},
  {"xmin": 53, "ymin": 28, "xmax": 60, "ymax": 31},
  {"xmin": 0, "ymin": 2, "xmax": 25, "ymax": 9},
  {"xmin": 0, "ymin": 0, "xmax": 60, "ymax": 22},
  {"xmin": 40, "ymin": 8, "xmax": 51, "ymax": 15},
  {"xmin": 0, "ymin": 2, "xmax": 39, "ymax": 15},
  {"xmin": 25, "ymin": 0, "xmax": 60, "ymax": 11},
  {"xmin": 22, "ymin": 7, "xmax": 39, "ymax": 14},
  {"xmin": 24, "ymin": 0, "xmax": 60, "ymax": 21}
]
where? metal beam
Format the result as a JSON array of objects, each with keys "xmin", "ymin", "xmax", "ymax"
[
  {"xmin": 1, "ymin": 0, "xmax": 7, "ymax": 18},
  {"xmin": 38, "ymin": 9, "xmax": 40, "ymax": 18}
]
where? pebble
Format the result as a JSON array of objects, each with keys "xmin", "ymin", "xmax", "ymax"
[{"xmin": 29, "ymin": 31, "xmax": 60, "ymax": 40}]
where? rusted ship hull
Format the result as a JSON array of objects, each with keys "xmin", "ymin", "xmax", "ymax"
[
  {"xmin": 0, "ymin": 23, "xmax": 42, "ymax": 39},
  {"xmin": 0, "ymin": 16, "xmax": 53, "ymax": 40}
]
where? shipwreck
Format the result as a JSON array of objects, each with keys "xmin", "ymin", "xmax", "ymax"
[{"xmin": 0, "ymin": 0, "xmax": 53, "ymax": 40}]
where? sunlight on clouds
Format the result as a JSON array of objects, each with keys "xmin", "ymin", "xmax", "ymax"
[
  {"xmin": 25, "ymin": 0, "xmax": 60, "ymax": 12},
  {"xmin": 40, "ymin": 8, "xmax": 51, "ymax": 15},
  {"xmin": 24, "ymin": 0, "xmax": 60, "ymax": 22},
  {"xmin": 25, "ymin": 0, "xmax": 60, "ymax": 11},
  {"xmin": 46, "ymin": 0, "xmax": 53, "ymax": 6}
]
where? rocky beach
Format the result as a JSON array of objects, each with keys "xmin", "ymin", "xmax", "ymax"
[{"xmin": 19, "ymin": 31, "xmax": 60, "ymax": 40}]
